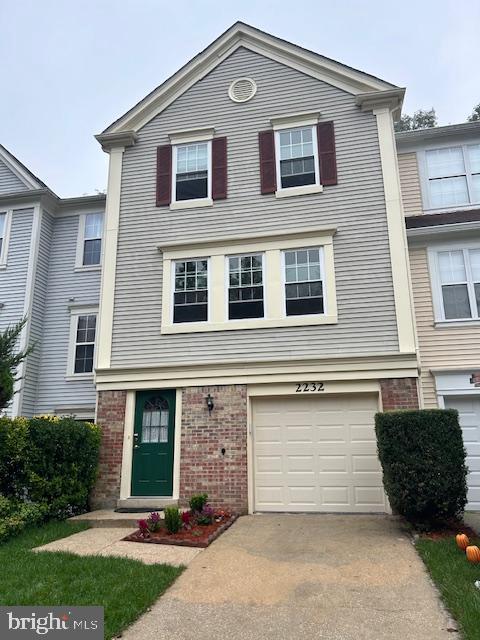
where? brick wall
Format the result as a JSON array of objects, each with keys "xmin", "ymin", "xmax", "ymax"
[
  {"xmin": 91, "ymin": 390, "xmax": 126, "ymax": 509},
  {"xmin": 380, "ymin": 377, "xmax": 419, "ymax": 410},
  {"xmin": 179, "ymin": 384, "xmax": 248, "ymax": 514}
]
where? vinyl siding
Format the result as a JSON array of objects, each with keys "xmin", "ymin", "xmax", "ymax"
[
  {"xmin": 34, "ymin": 213, "xmax": 101, "ymax": 414},
  {"xmin": 0, "ymin": 208, "xmax": 34, "ymax": 416},
  {"xmin": 22, "ymin": 210, "xmax": 53, "ymax": 417},
  {"xmin": 111, "ymin": 46, "xmax": 399, "ymax": 367},
  {"xmin": 398, "ymin": 152, "xmax": 423, "ymax": 216},
  {"xmin": 0, "ymin": 160, "xmax": 29, "ymax": 194},
  {"xmin": 409, "ymin": 245, "xmax": 480, "ymax": 408}
]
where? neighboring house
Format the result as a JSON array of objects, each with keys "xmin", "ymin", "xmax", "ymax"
[
  {"xmin": 91, "ymin": 22, "xmax": 418, "ymax": 513},
  {"xmin": 397, "ymin": 121, "xmax": 480, "ymax": 510},
  {"xmin": 0, "ymin": 144, "xmax": 105, "ymax": 420}
]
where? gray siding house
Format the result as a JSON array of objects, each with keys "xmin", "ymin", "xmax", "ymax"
[{"xmin": 0, "ymin": 144, "xmax": 105, "ymax": 419}]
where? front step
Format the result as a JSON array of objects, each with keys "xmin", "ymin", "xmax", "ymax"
[
  {"xmin": 116, "ymin": 498, "xmax": 179, "ymax": 510},
  {"xmin": 69, "ymin": 509, "xmax": 148, "ymax": 528}
]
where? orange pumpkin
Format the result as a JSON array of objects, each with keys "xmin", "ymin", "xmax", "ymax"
[
  {"xmin": 456, "ymin": 533, "xmax": 470, "ymax": 551},
  {"xmin": 466, "ymin": 545, "xmax": 480, "ymax": 563}
]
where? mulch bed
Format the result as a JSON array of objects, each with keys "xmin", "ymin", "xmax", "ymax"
[
  {"xmin": 418, "ymin": 519, "xmax": 478, "ymax": 540},
  {"xmin": 122, "ymin": 514, "xmax": 238, "ymax": 548}
]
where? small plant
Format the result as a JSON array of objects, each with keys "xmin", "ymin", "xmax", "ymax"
[
  {"xmin": 181, "ymin": 511, "xmax": 192, "ymax": 528},
  {"xmin": 164, "ymin": 507, "xmax": 182, "ymax": 534},
  {"xmin": 147, "ymin": 511, "xmax": 161, "ymax": 532},
  {"xmin": 189, "ymin": 493, "xmax": 208, "ymax": 513},
  {"xmin": 138, "ymin": 519, "xmax": 149, "ymax": 538},
  {"xmin": 196, "ymin": 504, "xmax": 215, "ymax": 525}
]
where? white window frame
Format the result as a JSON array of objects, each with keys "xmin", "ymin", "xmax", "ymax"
[
  {"xmin": 420, "ymin": 141, "xmax": 480, "ymax": 212},
  {"xmin": 170, "ymin": 140, "xmax": 213, "ymax": 210},
  {"xmin": 428, "ymin": 241, "xmax": 480, "ymax": 324},
  {"xmin": 225, "ymin": 252, "xmax": 266, "ymax": 322},
  {"xmin": 0, "ymin": 209, "xmax": 13, "ymax": 268},
  {"xmin": 281, "ymin": 246, "xmax": 327, "ymax": 318},
  {"xmin": 75, "ymin": 212, "xmax": 104, "ymax": 271},
  {"xmin": 170, "ymin": 257, "xmax": 211, "ymax": 324},
  {"xmin": 66, "ymin": 306, "xmax": 98, "ymax": 379}
]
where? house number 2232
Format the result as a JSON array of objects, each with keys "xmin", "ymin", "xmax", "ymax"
[{"xmin": 295, "ymin": 382, "xmax": 324, "ymax": 393}]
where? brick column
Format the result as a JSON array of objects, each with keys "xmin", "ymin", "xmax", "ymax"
[
  {"xmin": 91, "ymin": 390, "xmax": 126, "ymax": 509},
  {"xmin": 380, "ymin": 378, "xmax": 419, "ymax": 410},
  {"xmin": 180, "ymin": 384, "xmax": 248, "ymax": 514}
]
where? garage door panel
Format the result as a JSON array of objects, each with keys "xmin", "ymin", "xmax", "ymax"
[{"xmin": 253, "ymin": 393, "xmax": 385, "ymax": 512}]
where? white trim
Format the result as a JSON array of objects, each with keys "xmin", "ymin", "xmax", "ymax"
[
  {"xmin": 170, "ymin": 140, "xmax": 212, "ymax": 208},
  {"xmin": 172, "ymin": 388, "xmax": 182, "ymax": 500},
  {"xmin": 270, "ymin": 111, "xmax": 321, "ymax": 130},
  {"xmin": 100, "ymin": 23, "xmax": 396, "ymax": 136},
  {"xmin": 0, "ymin": 147, "xmax": 42, "ymax": 190},
  {"xmin": 274, "ymin": 124, "xmax": 321, "ymax": 198},
  {"xmin": 11, "ymin": 204, "xmax": 42, "ymax": 417},
  {"xmin": 280, "ymin": 245, "xmax": 328, "ymax": 318},
  {"xmin": 373, "ymin": 106, "xmax": 416, "ymax": 353},
  {"xmin": 66, "ymin": 306, "xmax": 98, "ymax": 378},
  {"xmin": 97, "ymin": 147, "xmax": 124, "ymax": 369},
  {"xmin": 0, "ymin": 209, "xmax": 13, "ymax": 267},
  {"xmin": 74, "ymin": 211, "xmax": 104, "ymax": 270},
  {"xmin": 228, "ymin": 77, "xmax": 257, "ymax": 103},
  {"xmin": 169, "ymin": 127, "xmax": 214, "ymax": 145}
]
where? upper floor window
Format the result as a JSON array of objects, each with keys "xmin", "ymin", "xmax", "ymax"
[
  {"xmin": 432, "ymin": 248, "xmax": 480, "ymax": 320},
  {"xmin": 77, "ymin": 212, "xmax": 103, "ymax": 268},
  {"xmin": 284, "ymin": 248, "xmax": 324, "ymax": 316},
  {"xmin": 173, "ymin": 259, "xmax": 208, "ymax": 323},
  {"xmin": 173, "ymin": 142, "xmax": 211, "ymax": 202},
  {"xmin": 228, "ymin": 253, "xmax": 264, "ymax": 320},
  {"xmin": 426, "ymin": 144, "xmax": 480, "ymax": 209},
  {"xmin": 276, "ymin": 126, "xmax": 319, "ymax": 190}
]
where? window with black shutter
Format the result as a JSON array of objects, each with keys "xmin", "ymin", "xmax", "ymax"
[{"xmin": 228, "ymin": 254, "xmax": 264, "ymax": 320}]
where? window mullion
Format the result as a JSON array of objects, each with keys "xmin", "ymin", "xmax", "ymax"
[
  {"xmin": 463, "ymin": 145, "xmax": 474, "ymax": 204},
  {"xmin": 464, "ymin": 249, "xmax": 478, "ymax": 318}
]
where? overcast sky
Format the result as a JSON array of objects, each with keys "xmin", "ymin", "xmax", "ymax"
[{"xmin": 1, "ymin": 0, "xmax": 478, "ymax": 197}]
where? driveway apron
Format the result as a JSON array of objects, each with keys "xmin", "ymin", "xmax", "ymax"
[{"xmin": 122, "ymin": 514, "xmax": 452, "ymax": 640}]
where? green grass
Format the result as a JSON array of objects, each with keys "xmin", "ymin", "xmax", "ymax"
[
  {"xmin": 0, "ymin": 520, "xmax": 183, "ymax": 639},
  {"xmin": 416, "ymin": 536, "xmax": 480, "ymax": 640}
]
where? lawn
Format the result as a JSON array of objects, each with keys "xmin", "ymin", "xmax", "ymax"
[
  {"xmin": 416, "ymin": 536, "xmax": 480, "ymax": 640},
  {"xmin": 0, "ymin": 521, "xmax": 183, "ymax": 639}
]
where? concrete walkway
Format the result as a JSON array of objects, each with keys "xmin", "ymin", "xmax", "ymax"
[
  {"xmin": 34, "ymin": 527, "xmax": 202, "ymax": 566},
  {"xmin": 121, "ymin": 514, "xmax": 452, "ymax": 640}
]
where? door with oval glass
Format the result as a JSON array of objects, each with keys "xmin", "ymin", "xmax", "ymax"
[{"xmin": 131, "ymin": 390, "xmax": 176, "ymax": 496}]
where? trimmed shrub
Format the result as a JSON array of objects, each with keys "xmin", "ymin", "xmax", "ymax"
[
  {"xmin": 189, "ymin": 493, "xmax": 208, "ymax": 513},
  {"xmin": 0, "ymin": 415, "xmax": 101, "ymax": 520},
  {"xmin": 0, "ymin": 495, "xmax": 47, "ymax": 544},
  {"xmin": 375, "ymin": 409, "xmax": 467, "ymax": 527},
  {"xmin": 164, "ymin": 507, "xmax": 182, "ymax": 534}
]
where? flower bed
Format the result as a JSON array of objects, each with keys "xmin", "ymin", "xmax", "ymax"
[{"xmin": 122, "ymin": 495, "xmax": 237, "ymax": 548}]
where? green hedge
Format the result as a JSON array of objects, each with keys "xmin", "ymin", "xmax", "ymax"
[
  {"xmin": 0, "ymin": 495, "xmax": 47, "ymax": 544},
  {"xmin": 0, "ymin": 415, "xmax": 101, "ymax": 520},
  {"xmin": 375, "ymin": 409, "xmax": 467, "ymax": 527}
]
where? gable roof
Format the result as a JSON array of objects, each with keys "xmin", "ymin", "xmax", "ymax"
[
  {"xmin": 0, "ymin": 143, "xmax": 54, "ymax": 193},
  {"xmin": 98, "ymin": 21, "xmax": 402, "ymax": 142}
]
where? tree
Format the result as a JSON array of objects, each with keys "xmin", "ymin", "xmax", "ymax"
[
  {"xmin": 394, "ymin": 108, "xmax": 438, "ymax": 132},
  {"xmin": 0, "ymin": 319, "xmax": 33, "ymax": 410},
  {"xmin": 468, "ymin": 104, "xmax": 480, "ymax": 122}
]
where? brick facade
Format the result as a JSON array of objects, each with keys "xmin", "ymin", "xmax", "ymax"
[
  {"xmin": 91, "ymin": 390, "xmax": 126, "ymax": 509},
  {"xmin": 380, "ymin": 377, "xmax": 419, "ymax": 410},
  {"xmin": 179, "ymin": 384, "xmax": 248, "ymax": 514}
]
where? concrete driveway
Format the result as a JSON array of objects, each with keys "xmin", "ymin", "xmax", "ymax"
[{"xmin": 122, "ymin": 514, "xmax": 452, "ymax": 640}]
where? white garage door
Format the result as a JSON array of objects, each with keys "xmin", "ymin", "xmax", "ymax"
[
  {"xmin": 253, "ymin": 394, "xmax": 385, "ymax": 512},
  {"xmin": 444, "ymin": 396, "xmax": 480, "ymax": 510}
]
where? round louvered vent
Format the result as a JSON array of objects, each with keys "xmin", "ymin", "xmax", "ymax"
[{"xmin": 228, "ymin": 78, "xmax": 257, "ymax": 103}]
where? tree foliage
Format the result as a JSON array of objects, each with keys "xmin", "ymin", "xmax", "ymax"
[
  {"xmin": 0, "ymin": 319, "xmax": 33, "ymax": 411},
  {"xmin": 394, "ymin": 108, "xmax": 438, "ymax": 132},
  {"xmin": 468, "ymin": 104, "xmax": 480, "ymax": 122}
]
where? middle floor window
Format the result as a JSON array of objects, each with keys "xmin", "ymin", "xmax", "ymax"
[
  {"xmin": 173, "ymin": 259, "xmax": 208, "ymax": 323},
  {"xmin": 284, "ymin": 248, "xmax": 324, "ymax": 316},
  {"xmin": 228, "ymin": 253, "xmax": 264, "ymax": 320}
]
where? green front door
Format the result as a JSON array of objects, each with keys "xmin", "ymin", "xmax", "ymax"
[{"xmin": 131, "ymin": 390, "xmax": 176, "ymax": 496}]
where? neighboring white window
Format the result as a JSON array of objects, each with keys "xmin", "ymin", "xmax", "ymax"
[
  {"xmin": 425, "ymin": 144, "xmax": 480, "ymax": 209},
  {"xmin": 67, "ymin": 309, "xmax": 98, "ymax": 377},
  {"xmin": 431, "ymin": 247, "xmax": 480, "ymax": 321},
  {"xmin": 76, "ymin": 212, "xmax": 103, "ymax": 268},
  {"xmin": 227, "ymin": 253, "xmax": 264, "ymax": 320},
  {"xmin": 172, "ymin": 142, "xmax": 212, "ymax": 203},
  {"xmin": 275, "ymin": 126, "xmax": 320, "ymax": 190},
  {"xmin": 283, "ymin": 247, "xmax": 325, "ymax": 316},
  {"xmin": 172, "ymin": 258, "xmax": 208, "ymax": 323},
  {"xmin": 0, "ymin": 210, "xmax": 12, "ymax": 266}
]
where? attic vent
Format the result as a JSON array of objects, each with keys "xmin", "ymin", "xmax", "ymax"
[{"xmin": 228, "ymin": 78, "xmax": 257, "ymax": 103}]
